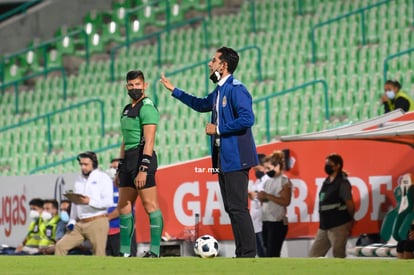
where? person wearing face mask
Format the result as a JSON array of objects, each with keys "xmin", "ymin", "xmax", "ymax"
[
  {"xmin": 59, "ymin": 199, "xmax": 71, "ymax": 225},
  {"xmin": 115, "ymin": 70, "xmax": 163, "ymax": 258},
  {"xmin": 248, "ymin": 153, "xmax": 269, "ymax": 257},
  {"xmin": 257, "ymin": 151, "xmax": 292, "ymax": 257},
  {"xmin": 105, "ymin": 157, "xmax": 137, "ymax": 257},
  {"xmin": 55, "ymin": 151, "xmax": 113, "ymax": 256},
  {"xmin": 38, "ymin": 199, "xmax": 66, "ymax": 255},
  {"xmin": 309, "ymin": 153, "xmax": 355, "ymax": 258},
  {"xmin": 14, "ymin": 198, "xmax": 44, "ymax": 255},
  {"xmin": 160, "ymin": 46, "xmax": 259, "ymax": 258},
  {"xmin": 381, "ymin": 79, "xmax": 414, "ymax": 113}
]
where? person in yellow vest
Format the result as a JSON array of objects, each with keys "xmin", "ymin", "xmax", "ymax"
[
  {"xmin": 381, "ymin": 79, "xmax": 414, "ymax": 113},
  {"xmin": 38, "ymin": 199, "xmax": 66, "ymax": 255},
  {"xmin": 14, "ymin": 198, "xmax": 44, "ymax": 255}
]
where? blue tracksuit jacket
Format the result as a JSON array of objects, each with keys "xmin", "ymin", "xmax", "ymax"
[{"xmin": 171, "ymin": 75, "xmax": 259, "ymax": 172}]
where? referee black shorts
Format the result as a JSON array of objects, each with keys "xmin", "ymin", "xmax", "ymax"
[{"xmin": 118, "ymin": 146, "xmax": 158, "ymax": 189}]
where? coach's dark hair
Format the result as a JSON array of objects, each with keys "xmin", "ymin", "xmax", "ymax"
[
  {"xmin": 29, "ymin": 198, "xmax": 44, "ymax": 208},
  {"xmin": 77, "ymin": 151, "xmax": 98, "ymax": 169},
  {"xmin": 385, "ymin": 79, "xmax": 401, "ymax": 90},
  {"xmin": 126, "ymin": 70, "xmax": 145, "ymax": 82},
  {"xmin": 217, "ymin": 47, "xmax": 239, "ymax": 74}
]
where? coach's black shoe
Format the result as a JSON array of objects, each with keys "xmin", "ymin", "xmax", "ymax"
[{"xmin": 143, "ymin": 251, "xmax": 159, "ymax": 258}]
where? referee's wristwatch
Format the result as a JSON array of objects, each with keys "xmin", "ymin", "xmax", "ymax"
[{"xmin": 139, "ymin": 165, "xmax": 149, "ymax": 173}]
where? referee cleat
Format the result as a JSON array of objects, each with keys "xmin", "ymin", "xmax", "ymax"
[{"xmin": 142, "ymin": 251, "xmax": 159, "ymax": 258}]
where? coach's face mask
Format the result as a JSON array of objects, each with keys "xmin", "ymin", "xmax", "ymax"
[
  {"xmin": 209, "ymin": 71, "xmax": 222, "ymax": 84},
  {"xmin": 128, "ymin": 89, "xmax": 143, "ymax": 100},
  {"xmin": 209, "ymin": 62, "xmax": 224, "ymax": 84}
]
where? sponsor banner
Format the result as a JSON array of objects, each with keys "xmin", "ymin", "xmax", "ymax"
[
  {"xmin": 135, "ymin": 139, "xmax": 413, "ymax": 242},
  {"xmin": 0, "ymin": 174, "xmax": 76, "ymax": 246}
]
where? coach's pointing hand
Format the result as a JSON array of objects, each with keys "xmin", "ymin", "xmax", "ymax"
[{"xmin": 160, "ymin": 73, "xmax": 175, "ymax": 92}]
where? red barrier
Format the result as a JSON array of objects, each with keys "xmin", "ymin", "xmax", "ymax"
[{"xmin": 134, "ymin": 139, "xmax": 413, "ymax": 242}]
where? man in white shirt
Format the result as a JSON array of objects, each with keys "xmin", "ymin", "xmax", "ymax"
[{"xmin": 55, "ymin": 151, "xmax": 113, "ymax": 256}]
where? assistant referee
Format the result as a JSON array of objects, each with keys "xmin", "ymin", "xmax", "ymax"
[{"xmin": 115, "ymin": 70, "xmax": 164, "ymax": 258}]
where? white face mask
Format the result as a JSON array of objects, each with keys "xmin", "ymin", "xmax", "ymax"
[
  {"xmin": 29, "ymin": 210, "xmax": 40, "ymax": 220},
  {"xmin": 386, "ymin": 90, "xmax": 395, "ymax": 99},
  {"xmin": 106, "ymin": 167, "xmax": 117, "ymax": 180},
  {"xmin": 41, "ymin": 211, "xmax": 53, "ymax": 221}
]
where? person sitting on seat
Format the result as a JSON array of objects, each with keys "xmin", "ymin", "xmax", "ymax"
[
  {"xmin": 38, "ymin": 199, "xmax": 66, "ymax": 255},
  {"xmin": 381, "ymin": 79, "xmax": 414, "ymax": 113},
  {"xmin": 14, "ymin": 198, "xmax": 44, "ymax": 255}
]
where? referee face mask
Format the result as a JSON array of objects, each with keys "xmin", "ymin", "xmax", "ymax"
[{"xmin": 128, "ymin": 88, "xmax": 143, "ymax": 101}]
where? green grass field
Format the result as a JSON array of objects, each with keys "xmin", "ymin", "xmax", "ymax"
[{"xmin": 1, "ymin": 256, "xmax": 413, "ymax": 275}]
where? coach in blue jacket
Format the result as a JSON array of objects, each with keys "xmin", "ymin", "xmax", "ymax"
[{"xmin": 160, "ymin": 46, "xmax": 259, "ymax": 258}]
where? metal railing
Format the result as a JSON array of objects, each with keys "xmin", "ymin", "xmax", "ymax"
[
  {"xmin": 0, "ymin": 0, "xmax": 42, "ymax": 21},
  {"xmin": 151, "ymin": 45, "xmax": 263, "ymax": 106},
  {"xmin": 0, "ymin": 99, "xmax": 105, "ymax": 154},
  {"xmin": 253, "ymin": 80, "xmax": 329, "ymax": 142},
  {"xmin": 29, "ymin": 142, "xmax": 119, "ymax": 174},
  {"xmin": 0, "ymin": 29, "xmax": 89, "ymax": 83},
  {"xmin": 310, "ymin": 0, "xmax": 395, "ymax": 64},
  {"xmin": 110, "ymin": 16, "xmax": 209, "ymax": 82},
  {"xmin": 0, "ymin": 67, "xmax": 67, "ymax": 113},
  {"xmin": 383, "ymin": 47, "xmax": 414, "ymax": 83}
]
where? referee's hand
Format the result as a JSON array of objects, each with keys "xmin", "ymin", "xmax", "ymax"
[
  {"xmin": 134, "ymin": 172, "xmax": 147, "ymax": 189},
  {"xmin": 160, "ymin": 73, "xmax": 175, "ymax": 92}
]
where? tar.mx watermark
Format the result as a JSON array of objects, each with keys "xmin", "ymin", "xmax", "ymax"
[{"xmin": 194, "ymin": 166, "xmax": 219, "ymax": 173}]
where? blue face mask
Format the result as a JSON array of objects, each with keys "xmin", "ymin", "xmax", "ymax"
[
  {"xmin": 386, "ymin": 90, "xmax": 395, "ymax": 99},
  {"xmin": 60, "ymin": 211, "xmax": 69, "ymax": 223}
]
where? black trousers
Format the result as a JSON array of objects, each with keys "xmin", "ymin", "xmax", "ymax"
[
  {"xmin": 218, "ymin": 169, "xmax": 256, "ymax": 258},
  {"xmin": 262, "ymin": 221, "xmax": 288, "ymax": 257}
]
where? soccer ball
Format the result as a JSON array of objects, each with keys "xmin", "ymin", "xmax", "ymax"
[{"xmin": 194, "ymin": 235, "xmax": 219, "ymax": 258}]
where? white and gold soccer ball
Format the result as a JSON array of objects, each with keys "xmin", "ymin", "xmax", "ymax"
[{"xmin": 194, "ymin": 235, "xmax": 219, "ymax": 258}]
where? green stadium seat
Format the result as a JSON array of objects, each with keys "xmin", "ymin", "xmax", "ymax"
[
  {"xmin": 131, "ymin": 3, "xmax": 156, "ymax": 30},
  {"xmin": 83, "ymin": 10, "xmax": 105, "ymax": 36},
  {"xmin": 54, "ymin": 28, "xmax": 76, "ymax": 56},
  {"xmin": 2, "ymin": 56, "xmax": 25, "ymax": 84},
  {"xmin": 20, "ymin": 40, "xmax": 44, "ymax": 74}
]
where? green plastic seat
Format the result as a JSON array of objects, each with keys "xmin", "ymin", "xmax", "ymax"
[
  {"xmin": 2, "ymin": 56, "xmax": 25, "ymax": 84},
  {"xmin": 83, "ymin": 10, "xmax": 105, "ymax": 36},
  {"xmin": 101, "ymin": 21, "xmax": 124, "ymax": 44},
  {"xmin": 54, "ymin": 27, "xmax": 77, "ymax": 56}
]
